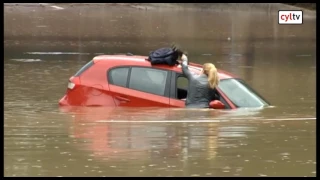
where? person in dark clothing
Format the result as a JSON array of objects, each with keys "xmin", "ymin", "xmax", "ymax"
[{"xmin": 181, "ymin": 54, "xmax": 221, "ymax": 108}]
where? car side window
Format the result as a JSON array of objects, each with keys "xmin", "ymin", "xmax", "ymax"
[
  {"xmin": 109, "ymin": 67, "xmax": 129, "ymax": 87},
  {"xmin": 129, "ymin": 67, "xmax": 168, "ymax": 96}
]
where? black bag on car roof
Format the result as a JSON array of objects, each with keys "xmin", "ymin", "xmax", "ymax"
[{"xmin": 147, "ymin": 47, "xmax": 181, "ymax": 66}]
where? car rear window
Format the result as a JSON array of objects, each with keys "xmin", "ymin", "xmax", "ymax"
[
  {"xmin": 74, "ymin": 60, "xmax": 94, "ymax": 77},
  {"xmin": 109, "ymin": 67, "xmax": 130, "ymax": 87}
]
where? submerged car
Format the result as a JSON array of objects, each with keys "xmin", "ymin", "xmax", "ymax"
[{"xmin": 59, "ymin": 54, "xmax": 270, "ymax": 109}]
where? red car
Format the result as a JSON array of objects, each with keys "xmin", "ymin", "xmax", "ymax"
[{"xmin": 59, "ymin": 54, "xmax": 269, "ymax": 109}]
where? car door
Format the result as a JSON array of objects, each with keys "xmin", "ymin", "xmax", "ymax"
[
  {"xmin": 108, "ymin": 66, "xmax": 171, "ymax": 107},
  {"xmin": 169, "ymin": 72, "xmax": 188, "ymax": 107},
  {"xmin": 169, "ymin": 72, "xmax": 232, "ymax": 109}
]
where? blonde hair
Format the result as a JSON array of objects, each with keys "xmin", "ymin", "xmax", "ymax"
[{"xmin": 203, "ymin": 63, "xmax": 219, "ymax": 89}]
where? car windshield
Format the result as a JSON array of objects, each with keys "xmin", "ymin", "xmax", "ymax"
[{"xmin": 218, "ymin": 78, "xmax": 269, "ymax": 108}]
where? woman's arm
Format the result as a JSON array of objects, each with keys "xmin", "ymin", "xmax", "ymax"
[{"xmin": 181, "ymin": 54, "xmax": 193, "ymax": 79}]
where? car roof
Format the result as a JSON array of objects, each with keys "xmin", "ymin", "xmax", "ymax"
[{"xmin": 93, "ymin": 55, "xmax": 237, "ymax": 80}]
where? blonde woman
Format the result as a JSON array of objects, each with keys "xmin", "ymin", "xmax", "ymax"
[{"xmin": 181, "ymin": 54, "xmax": 220, "ymax": 108}]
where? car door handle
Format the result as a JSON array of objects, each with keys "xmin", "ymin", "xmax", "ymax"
[{"xmin": 115, "ymin": 96, "xmax": 130, "ymax": 102}]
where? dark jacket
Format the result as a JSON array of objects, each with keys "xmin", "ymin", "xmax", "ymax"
[{"xmin": 181, "ymin": 61, "xmax": 220, "ymax": 108}]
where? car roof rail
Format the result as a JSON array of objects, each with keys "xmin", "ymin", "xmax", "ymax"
[{"xmin": 112, "ymin": 53, "xmax": 134, "ymax": 56}]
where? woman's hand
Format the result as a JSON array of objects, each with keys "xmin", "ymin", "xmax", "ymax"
[{"xmin": 181, "ymin": 54, "xmax": 188, "ymax": 62}]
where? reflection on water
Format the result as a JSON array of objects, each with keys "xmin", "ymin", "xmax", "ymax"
[
  {"xmin": 4, "ymin": 4, "xmax": 316, "ymax": 177},
  {"xmin": 4, "ymin": 107, "xmax": 316, "ymax": 177}
]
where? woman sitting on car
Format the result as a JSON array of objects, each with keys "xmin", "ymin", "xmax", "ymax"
[{"xmin": 180, "ymin": 54, "xmax": 221, "ymax": 108}]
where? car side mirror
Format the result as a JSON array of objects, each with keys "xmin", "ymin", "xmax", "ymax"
[{"xmin": 209, "ymin": 100, "xmax": 225, "ymax": 109}]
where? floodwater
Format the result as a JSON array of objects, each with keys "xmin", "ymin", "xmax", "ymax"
[{"xmin": 4, "ymin": 4, "xmax": 316, "ymax": 177}]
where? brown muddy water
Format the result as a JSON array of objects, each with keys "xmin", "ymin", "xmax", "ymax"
[{"xmin": 4, "ymin": 4, "xmax": 316, "ymax": 177}]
